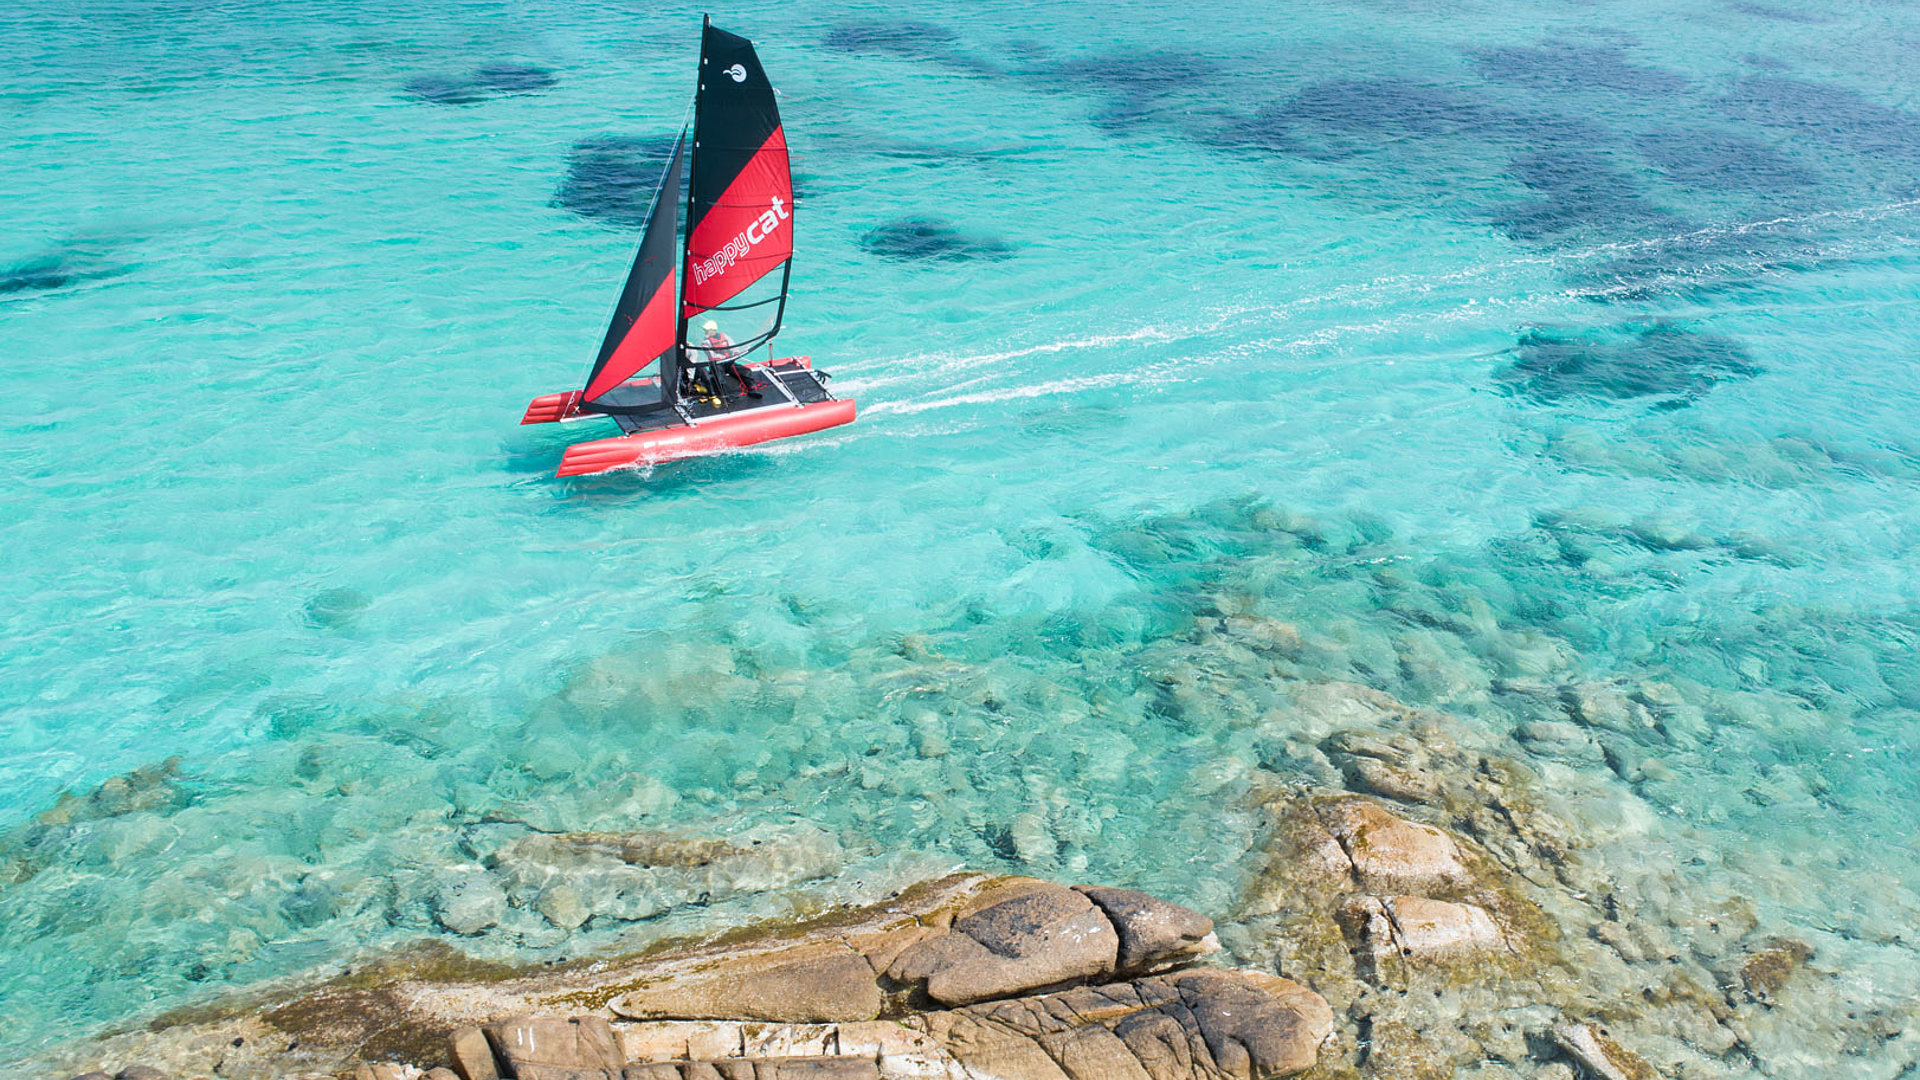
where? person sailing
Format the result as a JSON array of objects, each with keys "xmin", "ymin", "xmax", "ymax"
[{"xmin": 700, "ymin": 319, "xmax": 761, "ymax": 400}]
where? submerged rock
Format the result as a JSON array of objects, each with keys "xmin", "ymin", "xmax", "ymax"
[
  {"xmin": 433, "ymin": 868, "xmax": 508, "ymax": 935},
  {"xmin": 1499, "ymin": 323, "xmax": 1760, "ymax": 407},
  {"xmin": 1551, "ymin": 1022, "xmax": 1656, "ymax": 1080},
  {"xmin": 303, "ymin": 586, "xmax": 370, "ymax": 629},
  {"xmin": 1318, "ymin": 798, "xmax": 1471, "ymax": 894}
]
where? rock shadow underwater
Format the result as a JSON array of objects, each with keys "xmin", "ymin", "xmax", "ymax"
[
  {"xmin": 552, "ymin": 135, "xmax": 685, "ymax": 228},
  {"xmin": 403, "ymin": 62, "xmax": 557, "ymax": 105},
  {"xmin": 1497, "ymin": 322, "xmax": 1760, "ymax": 408},
  {"xmin": 859, "ymin": 217, "xmax": 1013, "ymax": 263}
]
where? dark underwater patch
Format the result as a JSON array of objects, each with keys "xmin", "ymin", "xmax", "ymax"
[
  {"xmin": 860, "ymin": 217, "xmax": 1012, "ymax": 262},
  {"xmin": 1044, "ymin": 51, "xmax": 1215, "ymax": 132},
  {"xmin": 404, "ymin": 62, "xmax": 557, "ymax": 105},
  {"xmin": 303, "ymin": 588, "xmax": 371, "ymax": 630},
  {"xmin": 1500, "ymin": 323, "xmax": 1759, "ymax": 406},
  {"xmin": 472, "ymin": 63, "xmax": 557, "ymax": 94},
  {"xmin": 1473, "ymin": 42, "xmax": 1688, "ymax": 96},
  {"xmin": 0, "ymin": 256, "xmax": 78, "ymax": 295},
  {"xmin": 1279, "ymin": 77, "xmax": 1491, "ymax": 137},
  {"xmin": 822, "ymin": 21, "xmax": 958, "ymax": 57},
  {"xmin": 1493, "ymin": 149, "xmax": 1688, "ymax": 241},
  {"xmin": 1634, "ymin": 129, "xmax": 1816, "ymax": 193},
  {"xmin": 1721, "ymin": 76, "xmax": 1920, "ymax": 163},
  {"xmin": 1206, "ymin": 78, "xmax": 1495, "ymax": 160},
  {"xmin": 552, "ymin": 134, "xmax": 682, "ymax": 228},
  {"xmin": 820, "ymin": 21, "xmax": 994, "ymax": 73},
  {"xmin": 1729, "ymin": 1, "xmax": 1829, "ymax": 24},
  {"xmin": 1, "ymin": 246, "xmax": 124, "ymax": 297}
]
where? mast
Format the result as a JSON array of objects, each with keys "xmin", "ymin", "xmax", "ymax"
[{"xmin": 674, "ymin": 14, "xmax": 708, "ymax": 375}]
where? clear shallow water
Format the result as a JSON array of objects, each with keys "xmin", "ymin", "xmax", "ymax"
[{"xmin": 4, "ymin": 0, "xmax": 1920, "ymax": 1069}]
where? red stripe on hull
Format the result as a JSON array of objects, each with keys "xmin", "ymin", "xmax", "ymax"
[
  {"xmin": 556, "ymin": 398, "xmax": 856, "ymax": 477},
  {"xmin": 522, "ymin": 390, "xmax": 582, "ymax": 424}
]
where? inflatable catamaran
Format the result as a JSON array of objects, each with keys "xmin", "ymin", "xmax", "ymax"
[{"xmin": 521, "ymin": 18, "xmax": 855, "ymax": 477}]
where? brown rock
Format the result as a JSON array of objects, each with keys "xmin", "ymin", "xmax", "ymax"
[
  {"xmin": 751, "ymin": 1057, "xmax": 882, "ymax": 1080},
  {"xmin": 451, "ymin": 1025, "xmax": 502, "ymax": 1080},
  {"xmin": 427, "ymin": 1070, "xmax": 462, "ymax": 1080},
  {"xmin": 835, "ymin": 1019, "xmax": 950, "ymax": 1071},
  {"xmin": 1037, "ymin": 1024, "xmax": 1156, "ymax": 1080},
  {"xmin": 1172, "ymin": 970, "xmax": 1330, "ymax": 1079},
  {"xmin": 1551, "ymin": 1023, "xmax": 1655, "ymax": 1080},
  {"xmin": 1380, "ymin": 896, "xmax": 1505, "ymax": 956},
  {"xmin": 741, "ymin": 1022, "xmax": 835, "ymax": 1057},
  {"xmin": 1074, "ymin": 886, "xmax": 1215, "ymax": 972},
  {"xmin": 931, "ymin": 1011, "xmax": 1074, "ymax": 1080},
  {"xmin": 898, "ymin": 884, "xmax": 1121, "ymax": 1005},
  {"xmin": 115, "ymin": 1070, "xmax": 171, "ymax": 1080},
  {"xmin": 350, "ymin": 1066, "xmax": 412, "ymax": 1080},
  {"xmin": 1318, "ymin": 799, "xmax": 1470, "ymax": 893},
  {"xmin": 610, "ymin": 943, "xmax": 883, "ymax": 1022},
  {"xmin": 67, "ymin": 1074, "xmax": 112, "ymax": 1080},
  {"xmin": 617, "ymin": 1021, "xmax": 744, "ymax": 1063},
  {"xmin": 926, "ymin": 970, "xmax": 1331, "ymax": 1080},
  {"xmin": 484, "ymin": 1015, "xmax": 625, "ymax": 1080},
  {"xmin": 1341, "ymin": 755, "xmax": 1443, "ymax": 804}
]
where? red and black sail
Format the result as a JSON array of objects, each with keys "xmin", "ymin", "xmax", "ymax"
[
  {"xmin": 681, "ymin": 18, "xmax": 793, "ymax": 361},
  {"xmin": 580, "ymin": 131, "xmax": 686, "ymax": 414}
]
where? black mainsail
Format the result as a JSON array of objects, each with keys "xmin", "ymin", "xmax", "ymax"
[{"xmin": 680, "ymin": 17, "xmax": 794, "ymax": 367}]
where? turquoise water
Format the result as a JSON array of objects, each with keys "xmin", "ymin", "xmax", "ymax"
[{"xmin": 5, "ymin": 0, "xmax": 1920, "ymax": 1070}]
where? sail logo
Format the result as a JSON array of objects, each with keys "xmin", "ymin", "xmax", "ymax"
[
  {"xmin": 725, "ymin": 63, "xmax": 747, "ymax": 82},
  {"xmin": 692, "ymin": 196, "xmax": 790, "ymax": 286}
]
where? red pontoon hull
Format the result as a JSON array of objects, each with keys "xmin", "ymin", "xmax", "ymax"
[
  {"xmin": 521, "ymin": 358, "xmax": 854, "ymax": 477},
  {"xmin": 555, "ymin": 397, "xmax": 855, "ymax": 476}
]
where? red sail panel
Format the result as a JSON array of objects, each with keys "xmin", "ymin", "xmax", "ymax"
[
  {"xmin": 583, "ymin": 270, "xmax": 676, "ymax": 401},
  {"xmin": 683, "ymin": 126, "xmax": 791, "ymax": 314}
]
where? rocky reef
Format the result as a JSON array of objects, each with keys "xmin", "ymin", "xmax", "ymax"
[
  {"xmin": 49, "ymin": 874, "xmax": 1332, "ymax": 1080},
  {"xmin": 18, "ymin": 498, "xmax": 1920, "ymax": 1079},
  {"xmin": 44, "ymin": 738, "xmax": 1878, "ymax": 1080}
]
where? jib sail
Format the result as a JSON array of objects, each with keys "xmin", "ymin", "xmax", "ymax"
[
  {"xmin": 681, "ymin": 18, "xmax": 793, "ymax": 364},
  {"xmin": 580, "ymin": 131, "xmax": 687, "ymax": 414}
]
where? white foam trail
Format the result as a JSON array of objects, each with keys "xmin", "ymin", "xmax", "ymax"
[
  {"xmin": 836, "ymin": 197, "xmax": 1920, "ymax": 421},
  {"xmin": 845, "ymin": 322, "xmax": 1189, "ymax": 392}
]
